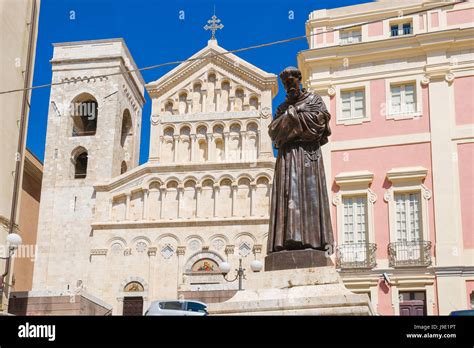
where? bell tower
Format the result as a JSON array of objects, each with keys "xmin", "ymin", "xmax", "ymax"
[{"xmin": 32, "ymin": 39, "xmax": 145, "ymax": 291}]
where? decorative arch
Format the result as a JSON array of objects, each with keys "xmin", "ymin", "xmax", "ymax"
[
  {"xmin": 249, "ymin": 95, "xmax": 259, "ymax": 110},
  {"xmin": 199, "ymin": 175, "xmax": 216, "ymax": 185},
  {"xmin": 119, "ymin": 276, "xmax": 149, "ymax": 293},
  {"xmin": 162, "ymin": 124, "xmax": 176, "ymax": 136},
  {"xmin": 164, "ymin": 100, "xmax": 174, "ymax": 115},
  {"xmin": 107, "ymin": 236, "xmax": 127, "ymax": 247},
  {"xmin": 184, "ymin": 251, "xmax": 225, "ymax": 273},
  {"xmin": 178, "ymin": 91, "xmax": 188, "ymax": 114},
  {"xmin": 209, "ymin": 234, "xmax": 229, "ymax": 245},
  {"xmin": 156, "ymin": 233, "xmax": 180, "ymax": 246},
  {"xmin": 219, "ymin": 176, "xmax": 234, "ymax": 186},
  {"xmin": 179, "ymin": 124, "xmax": 192, "ymax": 135},
  {"xmin": 144, "ymin": 176, "xmax": 163, "ymax": 189},
  {"xmin": 234, "ymin": 232, "xmax": 258, "ymax": 244}
]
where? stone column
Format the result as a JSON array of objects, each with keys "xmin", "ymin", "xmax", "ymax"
[
  {"xmin": 224, "ymin": 132, "xmax": 230, "ymax": 162},
  {"xmin": 231, "ymin": 182, "xmax": 238, "ymax": 217},
  {"xmin": 142, "ymin": 189, "xmax": 149, "ymax": 220},
  {"xmin": 207, "ymin": 133, "xmax": 215, "ymax": 162},
  {"xmin": 177, "ymin": 184, "xmax": 184, "ymax": 219},
  {"xmin": 213, "ymin": 183, "xmax": 219, "ymax": 218},
  {"xmin": 160, "ymin": 187, "xmax": 166, "ymax": 220},
  {"xmin": 173, "ymin": 135, "xmax": 179, "ymax": 162},
  {"xmin": 195, "ymin": 184, "xmax": 202, "ymax": 218},
  {"xmin": 257, "ymin": 129, "xmax": 261, "ymax": 159},
  {"xmin": 190, "ymin": 134, "xmax": 196, "ymax": 162},
  {"xmin": 158, "ymin": 135, "xmax": 164, "ymax": 163},
  {"xmin": 108, "ymin": 198, "xmax": 113, "ymax": 221},
  {"xmin": 250, "ymin": 182, "xmax": 257, "ymax": 216},
  {"xmin": 241, "ymin": 130, "xmax": 247, "ymax": 162},
  {"xmin": 125, "ymin": 193, "xmax": 131, "ymax": 220}
]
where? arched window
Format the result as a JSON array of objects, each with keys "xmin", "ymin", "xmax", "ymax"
[
  {"xmin": 192, "ymin": 83, "xmax": 202, "ymax": 113},
  {"xmin": 121, "ymin": 109, "xmax": 133, "ymax": 147},
  {"xmin": 71, "ymin": 94, "xmax": 98, "ymax": 136},
  {"xmin": 208, "ymin": 73, "xmax": 216, "ymax": 83},
  {"xmin": 178, "ymin": 92, "xmax": 188, "ymax": 114},
  {"xmin": 235, "ymin": 88, "xmax": 244, "ymax": 111},
  {"xmin": 72, "ymin": 148, "xmax": 88, "ymax": 179},
  {"xmin": 121, "ymin": 161, "xmax": 127, "ymax": 174},
  {"xmin": 249, "ymin": 96, "xmax": 259, "ymax": 110},
  {"xmin": 220, "ymin": 80, "xmax": 231, "ymax": 112},
  {"xmin": 164, "ymin": 101, "xmax": 174, "ymax": 115}
]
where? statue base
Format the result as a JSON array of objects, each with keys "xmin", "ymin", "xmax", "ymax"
[
  {"xmin": 208, "ymin": 267, "xmax": 374, "ymax": 316},
  {"xmin": 264, "ymin": 249, "xmax": 332, "ymax": 271}
]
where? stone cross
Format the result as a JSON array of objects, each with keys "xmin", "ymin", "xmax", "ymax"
[{"xmin": 204, "ymin": 15, "xmax": 224, "ymax": 40}]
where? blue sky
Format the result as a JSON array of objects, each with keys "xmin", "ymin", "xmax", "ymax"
[{"xmin": 27, "ymin": 0, "xmax": 372, "ymax": 164}]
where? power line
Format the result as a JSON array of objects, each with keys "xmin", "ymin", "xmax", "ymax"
[{"xmin": 0, "ymin": 0, "xmax": 462, "ymax": 96}]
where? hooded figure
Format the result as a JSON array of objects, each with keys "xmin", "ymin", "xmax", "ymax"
[{"xmin": 267, "ymin": 66, "xmax": 334, "ymax": 253}]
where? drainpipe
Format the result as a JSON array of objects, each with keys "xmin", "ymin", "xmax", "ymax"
[{"xmin": 1, "ymin": 0, "xmax": 38, "ymax": 296}]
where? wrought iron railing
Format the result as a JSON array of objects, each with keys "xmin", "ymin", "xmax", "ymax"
[
  {"xmin": 388, "ymin": 240, "xmax": 432, "ymax": 267},
  {"xmin": 336, "ymin": 243, "xmax": 377, "ymax": 270}
]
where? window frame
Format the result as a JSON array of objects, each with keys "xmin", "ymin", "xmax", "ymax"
[
  {"xmin": 385, "ymin": 76, "xmax": 423, "ymax": 120},
  {"xmin": 385, "ymin": 167, "xmax": 432, "ymax": 244},
  {"xmin": 339, "ymin": 28, "xmax": 362, "ymax": 45},
  {"xmin": 394, "ymin": 191, "xmax": 423, "ymax": 243},
  {"xmin": 333, "ymin": 171, "xmax": 376, "ymax": 247},
  {"xmin": 335, "ymin": 82, "xmax": 371, "ymax": 125},
  {"xmin": 389, "ymin": 20, "xmax": 413, "ymax": 37}
]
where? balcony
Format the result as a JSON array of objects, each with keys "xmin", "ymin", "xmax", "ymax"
[
  {"xmin": 388, "ymin": 240, "xmax": 432, "ymax": 268},
  {"xmin": 336, "ymin": 243, "xmax": 377, "ymax": 270}
]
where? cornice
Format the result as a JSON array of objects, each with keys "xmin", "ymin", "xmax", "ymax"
[
  {"xmin": 91, "ymin": 217, "xmax": 270, "ymax": 230},
  {"xmin": 146, "ymin": 47, "xmax": 277, "ymax": 98},
  {"xmin": 93, "ymin": 160, "xmax": 276, "ymax": 192},
  {"xmin": 299, "ymin": 27, "xmax": 474, "ymax": 66}
]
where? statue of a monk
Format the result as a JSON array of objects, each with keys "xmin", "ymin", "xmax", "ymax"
[{"xmin": 267, "ymin": 66, "xmax": 334, "ymax": 254}]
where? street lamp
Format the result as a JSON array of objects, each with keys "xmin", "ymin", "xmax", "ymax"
[
  {"xmin": 219, "ymin": 257, "xmax": 264, "ymax": 291},
  {"xmin": 219, "ymin": 258, "xmax": 246, "ymax": 291}
]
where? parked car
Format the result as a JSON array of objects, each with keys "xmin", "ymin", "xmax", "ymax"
[
  {"xmin": 449, "ymin": 309, "xmax": 474, "ymax": 316},
  {"xmin": 144, "ymin": 300, "xmax": 208, "ymax": 316}
]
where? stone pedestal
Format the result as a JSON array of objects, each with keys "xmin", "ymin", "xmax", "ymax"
[
  {"xmin": 208, "ymin": 266, "xmax": 374, "ymax": 315},
  {"xmin": 265, "ymin": 249, "xmax": 332, "ymax": 271}
]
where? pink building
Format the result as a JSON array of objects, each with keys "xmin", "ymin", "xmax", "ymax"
[{"xmin": 298, "ymin": 0, "xmax": 474, "ymax": 315}]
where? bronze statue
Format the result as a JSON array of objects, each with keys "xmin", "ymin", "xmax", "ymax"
[{"xmin": 267, "ymin": 66, "xmax": 334, "ymax": 255}]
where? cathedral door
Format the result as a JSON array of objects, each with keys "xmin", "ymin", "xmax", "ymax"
[{"xmin": 123, "ymin": 296, "xmax": 143, "ymax": 316}]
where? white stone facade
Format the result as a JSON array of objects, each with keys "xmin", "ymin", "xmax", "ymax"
[{"xmin": 32, "ymin": 38, "xmax": 278, "ymax": 314}]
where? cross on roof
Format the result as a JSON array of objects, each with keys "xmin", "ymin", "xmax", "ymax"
[{"xmin": 204, "ymin": 14, "xmax": 224, "ymax": 40}]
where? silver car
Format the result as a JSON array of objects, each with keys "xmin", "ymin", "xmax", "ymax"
[{"xmin": 144, "ymin": 300, "xmax": 208, "ymax": 316}]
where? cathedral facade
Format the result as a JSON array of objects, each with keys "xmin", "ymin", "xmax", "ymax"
[{"xmin": 32, "ymin": 37, "xmax": 278, "ymax": 314}]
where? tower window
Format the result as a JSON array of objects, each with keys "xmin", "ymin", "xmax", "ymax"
[
  {"xmin": 71, "ymin": 94, "xmax": 98, "ymax": 136},
  {"xmin": 121, "ymin": 109, "xmax": 133, "ymax": 147},
  {"xmin": 73, "ymin": 149, "xmax": 88, "ymax": 179},
  {"xmin": 121, "ymin": 161, "xmax": 127, "ymax": 174}
]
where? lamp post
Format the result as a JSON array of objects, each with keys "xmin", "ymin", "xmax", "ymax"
[
  {"xmin": 1, "ymin": 233, "xmax": 22, "ymax": 310},
  {"xmin": 219, "ymin": 258, "xmax": 263, "ymax": 291}
]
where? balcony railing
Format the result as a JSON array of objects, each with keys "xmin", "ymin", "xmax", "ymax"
[
  {"xmin": 336, "ymin": 243, "xmax": 377, "ymax": 270},
  {"xmin": 388, "ymin": 240, "xmax": 432, "ymax": 267}
]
